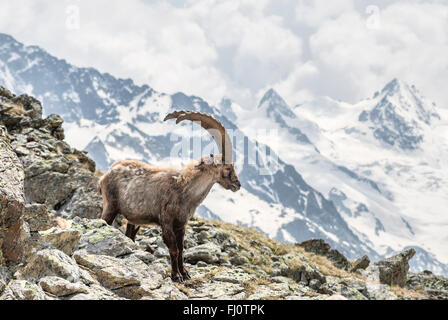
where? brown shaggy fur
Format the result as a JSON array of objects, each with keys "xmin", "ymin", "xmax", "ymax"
[{"xmin": 100, "ymin": 155, "xmax": 240, "ymax": 282}]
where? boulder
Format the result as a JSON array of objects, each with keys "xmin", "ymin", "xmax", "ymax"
[
  {"xmin": 366, "ymin": 248, "xmax": 415, "ymax": 287},
  {"xmin": 16, "ymin": 249, "xmax": 82, "ymax": 282},
  {"xmin": 129, "ymin": 250, "xmax": 156, "ymax": 265},
  {"xmin": 1, "ymin": 93, "xmax": 102, "ymax": 221},
  {"xmin": 184, "ymin": 242, "xmax": 222, "ymax": 264},
  {"xmin": 73, "ymin": 219, "xmax": 137, "ymax": 257},
  {"xmin": 0, "ymin": 125, "xmax": 27, "ymax": 262},
  {"xmin": 67, "ymin": 283, "xmax": 123, "ymax": 300},
  {"xmin": 39, "ymin": 227, "xmax": 81, "ymax": 255},
  {"xmin": 23, "ymin": 203, "xmax": 54, "ymax": 232},
  {"xmin": 324, "ymin": 276, "xmax": 368, "ymax": 300},
  {"xmin": 229, "ymin": 255, "xmax": 250, "ymax": 266},
  {"xmin": 114, "ymin": 277, "xmax": 166, "ymax": 300},
  {"xmin": 143, "ymin": 283, "xmax": 188, "ymax": 300},
  {"xmin": 0, "ymin": 266, "xmax": 10, "ymax": 293},
  {"xmin": 350, "ymin": 255, "xmax": 370, "ymax": 272},
  {"xmin": 39, "ymin": 276, "xmax": 88, "ymax": 297},
  {"xmin": 0, "ymin": 280, "xmax": 50, "ymax": 300},
  {"xmin": 73, "ymin": 251, "xmax": 142, "ymax": 290},
  {"xmin": 298, "ymin": 239, "xmax": 351, "ymax": 271},
  {"xmin": 10, "ymin": 94, "xmax": 43, "ymax": 120},
  {"xmin": 57, "ymin": 181, "xmax": 102, "ymax": 219},
  {"xmin": 279, "ymin": 261, "xmax": 326, "ymax": 286},
  {"xmin": 0, "ymin": 87, "xmax": 15, "ymax": 99}
]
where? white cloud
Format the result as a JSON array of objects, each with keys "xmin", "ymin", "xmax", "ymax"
[
  {"xmin": 295, "ymin": 0, "xmax": 355, "ymax": 27},
  {"xmin": 300, "ymin": 1, "xmax": 448, "ymax": 106},
  {"xmin": 0, "ymin": 0, "xmax": 448, "ymax": 109},
  {"xmin": 0, "ymin": 0, "xmax": 303, "ymax": 107}
]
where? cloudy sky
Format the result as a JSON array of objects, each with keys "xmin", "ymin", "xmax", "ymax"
[{"xmin": 1, "ymin": 0, "xmax": 447, "ymax": 109}]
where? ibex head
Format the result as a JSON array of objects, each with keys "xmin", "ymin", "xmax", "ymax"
[{"xmin": 164, "ymin": 110, "xmax": 241, "ymax": 192}]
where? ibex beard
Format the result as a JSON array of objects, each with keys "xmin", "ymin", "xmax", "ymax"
[{"xmin": 99, "ymin": 111, "xmax": 241, "ymax": 282}]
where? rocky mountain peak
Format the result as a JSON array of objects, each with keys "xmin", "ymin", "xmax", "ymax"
[
  {"xmin": 258, "ymin": 88, "xmax": 296, "ymax": 119},
  {"xmin": 377, "ymin": 78, "xmax": 439, "ymax": 124},
  {"xmin": 359, "ymin": 79, "xmax": 439, "ymax": 150},
  {"xmin": 218, "ymin": 97, "xmax": 237, "ymax": 122},
  {"xmin": 380, "ymin": 78, "xmax": 401, "ymax": 94}
]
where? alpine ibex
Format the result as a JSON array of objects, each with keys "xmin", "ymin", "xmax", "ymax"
[{"xmin": 99, "ymin": 111, "xmax": 241, "ymax": 282}]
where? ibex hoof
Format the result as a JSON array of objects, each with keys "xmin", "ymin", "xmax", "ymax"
[
  {"xmin": 171, "ymin": 273, "xmax": 184, "ymax": 283},
  {"xmin": 181, "ymin": 270, "xmax": 191, "ymax": 280}
]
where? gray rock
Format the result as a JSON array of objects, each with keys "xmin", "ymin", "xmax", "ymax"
[
  {"xmin": 0, "ymin": 266, "xmax": 10, "ymax": 293},
  {"xmin": 280, "ymin": 262, "xmax": 326, "ymax": 285},
  {"xmin": 212, "ymin": 269, "xmax": 254, "ymax": 284},
  {"xmin": 130, "ymin": 250, "xmax": 155, "ymax": 265},
  {"xmin": 154, "ymin": 247, "xmax": 169, "ymax": 259},
  {"xmin": 365, "ymin": 281, "xmax": 398, "ymax": 300},
  {"xmin": 247, "ymin": 283, "xmax": 292, "ymax": 300},
  {"xmin": 39, "ymin": 227, "xmax": 81, "ymax": 255},
  {"xmin": 308, "ymin": 279, "xmax": 322, "ymax": 291},
  {"xmin": 406, "ymin": 271, "xmax": 448, "ymax": 299},
  {"xmin": 350, "ymin": 255, "xmax": 370, "ymax": 272},
  {"xmin": 16, "ymin": 248, "xmax": 82, "ymax": 282},
  {"xmin": 68, "ymin": 283, "xmax": 123, "ymax": 300},
  {"xmin": 74, "ymin": 219, "xmax": 137, "ymax": 257},
  {"xmin": 23, "ymin": 203, "xmax": 54, "ymax": 232},
  {"xmin": 298, "ymin": 239, "xmax": 351, "ymax": 270},
  {"xmin": 11, "ymin": 94, "xmax": 43, "ymax": 119},
  {"xmin": 73, "ymin": 251, "xmax": 142, "ymax": 290},
  {"xmin": 0, "ymin": 279, "xmax": 50, "ymax": 300},
  {"xmin": 39, "ymin": 276, "xmax": 88, "ymax": 297},
  {"xmin": 189, "ymin": 281, "xmax": 245, "ymax": 299},
  {"xmin": 367, "ymin": 248, "xmax": 416, "ymax": 287},
  {"xmin": 185, "ymin": 242, "xmax": 222, "ymax": 264},
  {"xmin": 0, "ymin": 87, "xmax": 15, "ymax": 99},
  {"xmin": 230, "ymin": 255, "xmax": 250, "ymax": 266},
  {"xmin": 0, "ymin": 124, "xmax": 27, "ymax": 263},
  {"xmin": 196, "ymin": 261, "xmax": 208, "ymax": 267},
  {"xmin": 1, "ymin": 96, "xmax": 102, "ymax": 221},
  {"xmin": 144, "ymin": 283, "xmax": 188, "ymax": 300},
  {"xmin": 197, "ymin": 230, "xmax": 216, "ymax": 244}
]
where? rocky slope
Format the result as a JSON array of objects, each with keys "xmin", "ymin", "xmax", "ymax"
[{"xmin": 0, "ymin": 87, "xmax": 447, "ymax": 300}]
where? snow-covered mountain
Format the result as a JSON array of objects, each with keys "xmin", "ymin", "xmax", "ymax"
[
  {"xmin": 218, "ymin": 86, "xmax": 448, "ymax": 276},
  {"xmin": 358, "ymin": 78, "xmax": 440, "ymax": 150},
  {"xmin": 288, "ymin": 79, "xmax": 448, "ymax": 275},
  {"xmin": 1, "ymin": 33, "xmax": 447, "ymax": 275},
  {"xmin": 228, "ymin": 82, "xmax": 448, "ymax": 275}
]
